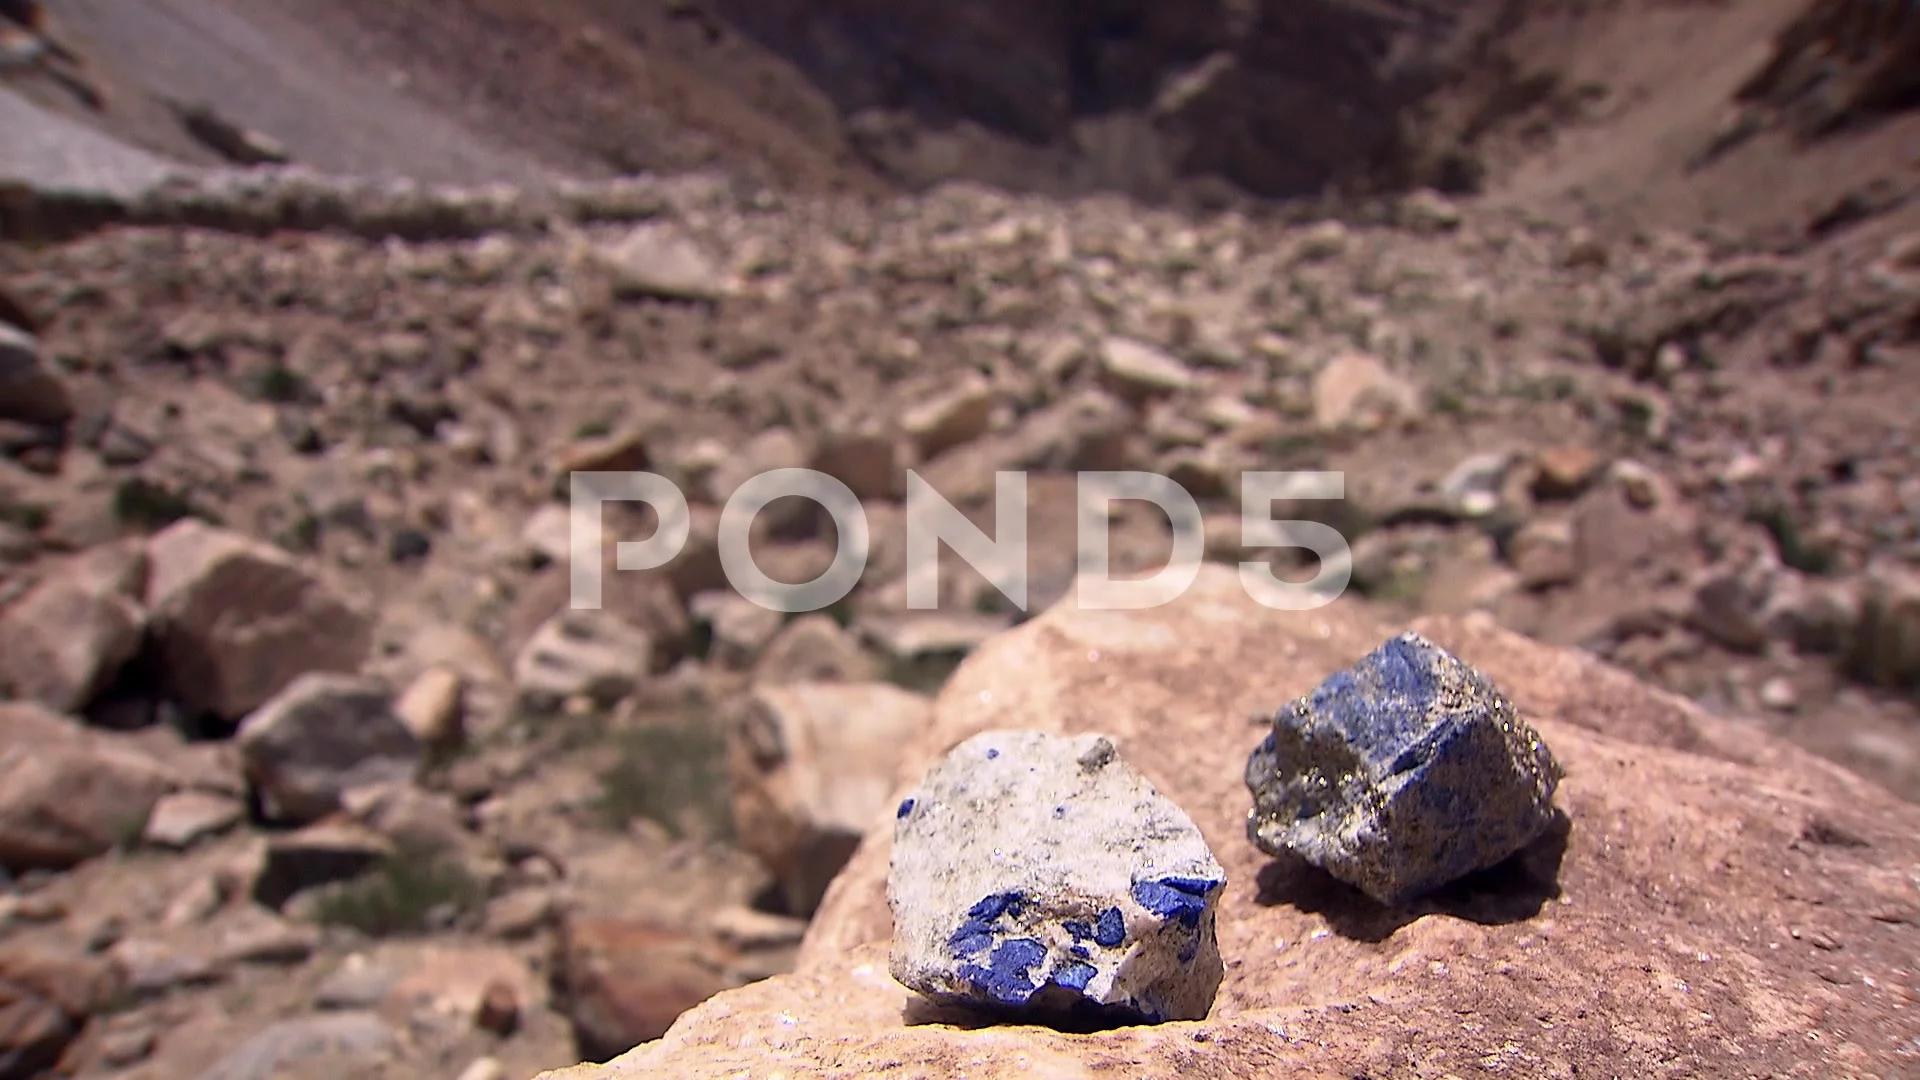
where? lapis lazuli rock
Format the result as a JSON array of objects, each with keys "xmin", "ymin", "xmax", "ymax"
[
  {"xmin": 888, "ymin": 730, "xmax": 1225, "ymax": 1025},
  {"xmin": 1245, "ymin": 631, "xmax": 1563, "ymax": 907}
]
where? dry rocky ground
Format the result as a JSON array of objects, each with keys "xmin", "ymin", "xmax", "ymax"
[
  {"xmin": 0, "ymin": 165, "xmax": 1915, "ymax": 1080},
  {"xmin": 0, "ymin": 0, "xmax": 1917, "ymax": 1078}
]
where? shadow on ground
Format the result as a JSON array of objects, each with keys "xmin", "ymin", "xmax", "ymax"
[{"xmin": 1253, "ymin": 808, "xmax": 1572, "ymax": 943}]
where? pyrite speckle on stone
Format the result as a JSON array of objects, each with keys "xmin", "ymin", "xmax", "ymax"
[
  {"xmin": 1245, "ymin": 631, "xmax": 1563, "ymax": 907},
  {"xmin": 888, "ymin": 730, "xmax": 1225, "ymax": 1025}
]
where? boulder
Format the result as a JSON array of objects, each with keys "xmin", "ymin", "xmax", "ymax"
[
  {"xmin": 145, "ymin": 520, "xmax": 373, "ymax": 721},
  {"xmin": 0, "ymin": 704, "xmax": 176, "ymax": 871},
  {"xmin": 537, "ymin": 564, "xmax": 1920, "ymax": 1079},
  {"xmin": 236, "ymin": 674, "xmax": 423, "ymax": 825},
  {"xmin": 0, "ymin": 573, "xmax": 145, "ymax": 713},
  {"xmin": 728, "ymin": 682, "xmax": 931, "ymax": 917}
]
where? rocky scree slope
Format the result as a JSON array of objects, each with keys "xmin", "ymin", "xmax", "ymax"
[{"xmin": 0, "ymin": 168, "xmax": 1915, "ymax": 1078}]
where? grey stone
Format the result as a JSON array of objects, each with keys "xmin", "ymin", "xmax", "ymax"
[
  {"xmin": 1440, "ymin": 452, "xmax": 1513, "ymax": 519},
  {"xmin": 889, "ymin": 730, "xmax": 1225, "ymax": 1025},
  {"xmin": 591, "ymin": 221, "xmax": 727, "ymax": 301},
  {"xmin": 512, "ymin": 609, "xmax": 653, "ymax": 714},
  {"xmin": 314, "ymin": 958, "xmax": 400, "ymax": 1010},
  {"xmin": 0, "ymin": 323, "xmax": 70, "ymax": 426},
  {"xmin": 1245, "ymin": 631, "xmax": 1563, "ymax": 907},
  {"xmin": 195, "ymin": 1012, "xmax": 396, "ymax": 1080},
  {"xmin": 107, "ymin": 938, "xmax": 224, "ymax": 998},
  {"xmin": 236, "ymin": 674, "xmax": 423, "ymax": 825}
]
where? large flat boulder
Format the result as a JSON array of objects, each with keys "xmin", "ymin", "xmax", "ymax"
[{"xmin": 538, "ymin": 565, "xmax": 1920, "ymax": 1078}]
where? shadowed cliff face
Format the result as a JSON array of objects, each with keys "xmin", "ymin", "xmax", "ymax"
[{"xmin": 707, "ymin": 0, "xmax": 1472, "ymax": 200}]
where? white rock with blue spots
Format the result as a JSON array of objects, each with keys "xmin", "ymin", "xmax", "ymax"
[{"xmin": 887, "ymin": 730, "xmax": 1226, "ymax": 1025}]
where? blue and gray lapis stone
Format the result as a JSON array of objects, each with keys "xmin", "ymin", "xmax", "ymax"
[
  {"xmin": 1245, "ymin": 631, "xmax": 1564, "ymax": 907},
  {"xmin": 887, "ymin": 730, "xmax": 1225, "ymax": 1025}
]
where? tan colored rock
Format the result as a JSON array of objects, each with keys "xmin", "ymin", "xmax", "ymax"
[
  {"xmin": 554, "ymin": 428, "xmax": 650, "ymax": 477},
  {"xmin": 393, "ymin": 666, "xmax": 465, "ymax": 748},
  {"xmin": 854, "ymin": 613, "xmax": 1012, "ymax": 666},
  {"xmin": 519, "ymin": 504, "xmax": 585, "ymax": 566},
  {"xmin": 513, "ymin": 609, "xmax": 654, "ymax": 715},
  {"xmin": 811, "ymin": 424, "xmax": 905, "ymax": 502},
  {"xmin": 145, "ymin": 520, "xmax": 373, "ymax": 720},
  {"xmin": 0, "ymin": 944, "xmax": 123, "ymax": 1076},
  {"xmin": 689, "ymin": 591, "xmax": 785, "ymax": 669},
  {"xmin": 141, "ymin": 790, "xmax": 245, "ymax": 850},
  {"xmin": 1097, "ymin": 336, "xmax": 1194, "ymax": 403},
  {"xmin": 590, "ymin": 222, "xmax": 728, "ymax": 302},
  {"xmin": 751, "ymin": 615, "xmax": 879, "ymax": 686},
  {"xmin": 1530, "ymin": 444, "xmax": 1604, "ymax": 501},
  {"xmin": 550, "ymin": 917, "xmax": 740, "ymax": 1062},
  {"xmin": 1312, "ymin": 352, "xmax": 1419, "ymax": 432},
  {"xmin": 916, "ymin": 390, "xmax": 1140, "ymax": 509},
  {"xmin": 707, "ymin": 428, "xmax": 807, "ymax": 509},
  {"xmin": 901, "ymin": 373, "xmax": 997, "ymax": 460},
  {"xmin": 541, "ymin": 565, "xmax": 1920, "ymax": 1079},
  {"xmin": 506, "ymin": 563, "xmax": 693, "ymax": 668},
  {"xmin": 0, "ymin": 704, "xmax": 176, "ymax": 871},
  {"xmin": 1508, "ymin": 516, "xmax": 1579, "ymax": 589},
  {"xmin": 381, "ymin": 946, "xmax": 543, "ymax": 1038},
  {"xmin": 727, "ymin": 682, "xmax": 931, "ymax": 916},
  {"xmin": 1888, "ymin": 230, "xmax": 1920, "ymax": 270},
  {"xmin": 0, "ymin": 574, "xmax": 144, "ymax": 713}
]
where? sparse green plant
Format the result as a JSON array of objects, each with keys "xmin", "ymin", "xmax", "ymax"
[
  {"xmin": 592, "ymin": 716, "xmax": 735, "ymax": 842},
  {"xmin": 573, "ymin": 418, "xmax": 614, "ymax": 439},
  {"xmin": 247, "ymin": 363, "xmax": 312, "ymax": 404},
  {"xmin": 887, "ymin": 652, "xmax": 967, "ymax": 696},
  {"xmin": 276, "ymin": 513, "xmax": 322, "ymax": 553},
  {"xmin": 0, "ymin": 494, "xmax": 49, "ymax": 531},
  {"xmin": 110, "ymin": 808, "xmax": 153, "ymax": 855},
  {"xmin": 1255, "ymin": 431, "xmax": 1327, "ymax": 468},
  {"xmin": 112, "ymin": 477, "xmax": 213, "ymax": 530},
  {"xmin": 1428, "ymin": 386, "xmax": 1470, "ymax": 416},
  {"xmin": 1746, "ymin": 501, "xmax": 1838, "ymax": 577},
  {"xmin": 308, "ymin": 843, "xmax": 484, "ymax": 938}
]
